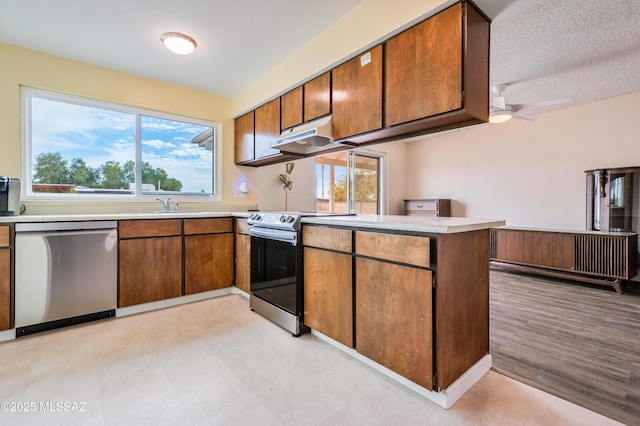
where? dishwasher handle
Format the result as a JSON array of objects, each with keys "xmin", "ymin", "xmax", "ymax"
[
  {"xmin": 15, "ymin": 221, "xmax": 118, "ymax": 233},
  {"xmin": 18, "ymin": 229, "xmax": 118, "ymax": 238}
]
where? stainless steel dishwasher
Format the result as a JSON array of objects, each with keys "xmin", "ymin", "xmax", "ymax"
[{"xmin": 15, "ymin": 221, "xmax": 118, "ymax": 336}]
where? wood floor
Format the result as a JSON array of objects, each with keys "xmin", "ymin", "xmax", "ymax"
[{"xmin": 490, "ymin": 269, "xmax": 640, "ymax": 426}]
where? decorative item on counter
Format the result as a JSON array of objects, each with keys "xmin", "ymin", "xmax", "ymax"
[{"xmin": 279, "ymin": 162, "xmax": 295, "ymax": 210}]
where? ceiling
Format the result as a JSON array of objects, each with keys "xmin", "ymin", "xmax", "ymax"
[{"xmin": 2, "ymin": 0, "xmax": 640, "ymax": 117}]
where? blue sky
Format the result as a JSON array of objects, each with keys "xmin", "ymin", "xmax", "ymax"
[{"xmin": 31, "ymin": 97, "xmax": 213, "ymax": 193}]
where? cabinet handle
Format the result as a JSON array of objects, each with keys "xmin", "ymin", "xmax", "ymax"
[{"xmin": 417, "ymin": 205, "xmax": 423, "ymax": 208}]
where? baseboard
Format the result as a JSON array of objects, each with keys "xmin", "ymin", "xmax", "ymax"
[
  {"xmin": 116, "ymin": 287, "xmax": 234, "ymax": 317},
  {"xmin": 0, "ymin": 328, "xmax": 16, "ymax": 342},
  {"xmin": 311, "ymin": 329, "xmax": 491, "ymax": 409}
]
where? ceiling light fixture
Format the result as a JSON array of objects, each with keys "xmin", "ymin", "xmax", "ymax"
[
  {"xmin": 160, "ymin": 32, "xmax": 197, "ymax": 55},
  {"xmin": 489, "ymin": 110, "xmax": 513, "ymax": 124}
]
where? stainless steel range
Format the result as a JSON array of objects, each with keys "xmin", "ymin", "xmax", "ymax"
[
  {"xmin": 247, "ymin": 212, "xmax": 307, "ymax": 336},
  {"xmin": 247, "ymin": 211, "xmax": 349, "ymax": 336}
]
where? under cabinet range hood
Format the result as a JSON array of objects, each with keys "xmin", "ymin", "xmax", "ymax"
[{"xmin": 270, "ymin": 115, "xmax": 343, "ymax": 154}]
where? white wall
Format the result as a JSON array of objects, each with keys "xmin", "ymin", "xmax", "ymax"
[
  {"xmin": 404, "ymin": 91, "xmax": 640, "ymax": 229},
  {"xmin": 256, "ymin": 141, "xmax": 407, "ymax": 214}
]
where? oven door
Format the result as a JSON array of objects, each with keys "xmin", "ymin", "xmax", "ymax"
[{"xmin": 250, "ymin": 234, "xmax": 301, "ymax": 315}]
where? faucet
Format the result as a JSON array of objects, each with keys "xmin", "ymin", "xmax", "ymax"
[{"xmin": 155, "ymin": 197, "xmax": 172, "ymax": 212}]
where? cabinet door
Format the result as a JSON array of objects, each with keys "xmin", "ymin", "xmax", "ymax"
[
  {"xmin": 119, "ymin": 236, "xmax": 183, "ymax": 307},
  {"xmin": 185, "ymin": 233, "xmax": 234, "ymax": 294},
  {"xmin": 235, "ymin": 233, "xmax": 251, "ymax": 294},
  {"xmin": 356, "ymin": 257, "xmax": 433, "ymax": 390},
  {"xmin": 234, "ymin": 110, "xmax": 255, "ymax": 164},
  {"xmin": 332, "ymin": 45, "xmax": 383, "ymax": 140},
  {"xmin": 0, "ymin": 247, "xmax": 10, "ymax": 331},
  {"xmin": 385, "ymin": 3, "xmax": 462, "ymax": 126},
  {"xmin": 304, "ymin": 72, "xmax": 331, "ymax": 122},
  {"xmin": 281, "ymin": 86, "xmax": 303, "ymax": 130},
  {"xmin": 254, "ymin": 98, "xmax": 281, "ymax": 159},
  {"xmin": 303, "ymin": 247, "xmax": 353, "ymax": 347}
]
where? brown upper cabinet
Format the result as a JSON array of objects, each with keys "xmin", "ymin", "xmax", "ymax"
[
  {"xmin": 379, "ymin": 1, "xmax": 489, "ymax": 140},
  {"xmin": 281, "ymin": 86, "xmax": 303, "ymax": 130},
  {"xmin": 304, "ymin": 72, "xmax": 331, "ymax": 122},
  {"xmin": 385, "ymin": 3, "xmax": 462, "ymax": 126},
  {"xmin": 281, "ymin": 72, "xmax": 331, "ymax": 130},
  {"xmin": 234, "ymin": 0, "xmax": 489, "ymax": 165},
  {"xmin": 234, "ymin": 111, "xmax": 254, "ymax": 164},
  {"xmin": 235, "ymin": 99, "xmax": 302, "ymax": 166},
  {"xmin": 332, "ymin": 45, "xmax": 383, "ymax": 141},
  {"xmin": 254, "ymin": 98, "xmax": 281, "ymax": 159}
]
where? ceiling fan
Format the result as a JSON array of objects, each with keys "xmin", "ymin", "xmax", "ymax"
[{"xmin": 489, "ymin": 84, "xmax": 571, "ymax": 123}]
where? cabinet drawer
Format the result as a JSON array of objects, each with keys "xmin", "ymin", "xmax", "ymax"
[
  {"xmin": 356, "ymin": 231, "xmax": 430, "ymax": 268},
  {"xmin": 184, "ymin": 218, "xmax": 232, "ymax": 235},
  {"xmin": 0, "ymin": 226, "xmax": 9, "ymax": 247},
  {"xmin": 405, "ymin": 200, "xmax": 438, "ymax": 212},
  {"xmin": 303, "ymin": 225, "xmax": 352, "ymax": 253},
  {"xmin": 235, "ymin": 218, "xmax": 250, "ymax": 235},
  {"xmin": 118, "ymin": 219, "xmax": 182, "ymax": 239}
]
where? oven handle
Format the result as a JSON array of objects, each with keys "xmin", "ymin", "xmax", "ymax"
[{"xmin": 249, "ymin": 227, "xmax": 298, "ymax": 245}]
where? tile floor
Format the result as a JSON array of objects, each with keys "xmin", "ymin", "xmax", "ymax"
[{"xmin": 0, "ymin": 294, "xmax": 623, "ymax": 425}]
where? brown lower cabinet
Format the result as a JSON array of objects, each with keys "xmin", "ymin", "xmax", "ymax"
[
  {"xmin": 303, "ymin": 247, "xmax": 353, "ymax": 347},
  {"xmin": 234, "ymin": 218, "xmax": 251, "ymax": 294},
  {"xmin": 184, "ymin": 218, "xmax": 234, "ymax": 295},
  {"xmin": 119, "ymin": 232, "xmax": 183, "ymax": 307},
  {"xmin": 302, "ymin": 224, "xmax": 489, "ymax": 392},
  {"xmin": 0, "ymin": 225, "xmax": 11, "ymax": 330},
  {"xmin": 303, "ymin": 225, "xmax": 353, "ymax": 347},
  {"xmin": 184, "ymin": 233, "xmax": 234, "ymax": 294},
  {"xmin": 118, "ymin": 217, "xmax": 234, "ymax": 307},
  {"xmin": 356, "ymin": 257, "xmax": 433, "ymax": 389}
]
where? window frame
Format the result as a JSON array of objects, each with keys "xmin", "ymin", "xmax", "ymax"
[{"xmin": 20, "ymin": 86, "xmax": 222, "ymax": 202}]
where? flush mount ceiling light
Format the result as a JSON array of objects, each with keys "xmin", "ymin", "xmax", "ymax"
[{"xmin": 160, "ymin": 32, "xmax": 197, "ymax": 55}]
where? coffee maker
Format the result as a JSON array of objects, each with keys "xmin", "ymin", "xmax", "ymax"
[{"xmin": 0, "ymin": 177, "xmax": 21, "ymax": 216}]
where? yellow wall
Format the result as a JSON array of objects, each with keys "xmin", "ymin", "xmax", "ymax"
[
  {"xmin": 231, "ymin": 0, "xmax": 450, "ymax": 115},
  {"xmin": 0, "ymin": 42, "xmax": 256, "ymax": 213}
]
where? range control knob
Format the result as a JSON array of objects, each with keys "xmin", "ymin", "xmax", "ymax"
[
  {"xmin": 279, "ymin": 215, "xmax": 287, "ymax": 222},
  {"xmin": 287, "ymin": 216, "xmax": 295, "ymax": 223}
]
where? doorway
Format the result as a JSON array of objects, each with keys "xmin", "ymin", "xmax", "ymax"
[{"xmin": 315, "ymin": 150, "xmax": 383, "ymax": 214}]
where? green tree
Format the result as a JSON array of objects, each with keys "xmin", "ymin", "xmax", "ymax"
[
  {"xmin": 100, "ymin": 161, "xmax": 125, "ymax": 189},
  {"xmin": 33, "ymin": 152, "xmax": 70, "ymax": 184},
  {"xmin": 33, "ymin": 152, "xmax": 183, "ymax": 192},
  {"xmin": 333, "ymin": 169, "xmax": 378, "ymax": 203},
  {"xmin": 69, "ymin": 158, "xmax": 99, "ymax": 187},
  {"xmin": 122, "ymin": 160, "xmax": 136, "ymax": 190},
  {"xmin": 141, "ymin": 162, "xmax": 182, "ymax": 192}
]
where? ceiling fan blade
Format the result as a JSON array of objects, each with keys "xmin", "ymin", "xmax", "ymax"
[
  {"xmin": 492, "ymin": 96, "xmax": 506, "ymax": 110},
  {"xmin": 513, "ymin": 111, "xmax": 535, "ymax": 121},
  {"xmin": 510, "ymin": 98, "xmax": 571, "ymax": 112}
]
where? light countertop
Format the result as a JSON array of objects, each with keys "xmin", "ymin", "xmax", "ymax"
[
  {"xmin": 0, "ymin": 211, "xmax": 242, "ymax": 223},
  {"xmin": 302, "ymin": 215, "xmax": 506, "ymax": 234},
  {"xmin": 0, "ymin": 212, "xmax": 505, "ymax": 234}
]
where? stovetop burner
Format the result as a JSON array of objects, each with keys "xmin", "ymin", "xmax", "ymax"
[{"xmin": 247, "ymin": 211, "xmax": 353, "ymax": 232}]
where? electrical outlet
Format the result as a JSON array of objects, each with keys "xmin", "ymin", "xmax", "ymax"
[{"xmin": 234, "ymin": 189, "xmax": 247, "ymax": 198}]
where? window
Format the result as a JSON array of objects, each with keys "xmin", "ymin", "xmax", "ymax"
[
  {"xmin": 22, "ymin": 87, "xmax": 219, "ymax": 199},
  {"xmin": 315, "ymin": 150, "xmax": 383, "ymax": 214}
]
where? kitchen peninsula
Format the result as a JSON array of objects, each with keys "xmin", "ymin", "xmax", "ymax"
[
  {"xmin": 0, "ymin": 212, "xmax": 504, "ymax": 408},
  {"xmin": 301, "ymin": 214, "xmax": 505, "ymax": 408}
]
